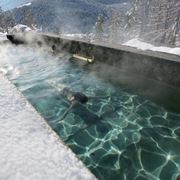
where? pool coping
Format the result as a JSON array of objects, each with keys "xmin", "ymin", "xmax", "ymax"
[
  {"xmin": 6, "ymin": 32, "xmax": 180, "ymax": 87},
  {"xmin": 6, "ymin": 32, "xmax": 180, "ymax": 63},
  {"xmin": 0, "ymin": 73, "xmax": 96, "ymax": 180},
  {"xmin": 42, "ymin": 32, "xmax": 180, "ymax": 63}
]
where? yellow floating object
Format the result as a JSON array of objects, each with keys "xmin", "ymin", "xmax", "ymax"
[{"xmin": 72, "ymin": 54, "xmax": 94, "ymax": 63}]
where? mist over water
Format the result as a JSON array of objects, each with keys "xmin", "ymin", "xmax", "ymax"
[{"xmin": 0, "ymin": 42, "xmax": 180, "ymax": 180}]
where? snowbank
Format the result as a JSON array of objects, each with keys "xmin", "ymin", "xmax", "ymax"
[
  {"xmin": 0, "ymin": 74, "xmax": 95, "ymax": 180},
  {"xmin": 8, "ymin": 24, "xmax": 32, "ymax": 34},
  {"xmin": 0, "ymin": 32, "xmax": 5, "ymax": 37},
  {"xmin": 61, "ymin": 33, "xmax": 86, "ymax": 39},
  {"xmin": 0, "ymin": 32, "xmax": 6, "ymax": 41},
  {"xmin": 17, "ymin": 2, "xmax": 32, "ymax": 9},
  {"xmin": 124, "ymin": 38, "xmax": 180, "ymax": 56}
]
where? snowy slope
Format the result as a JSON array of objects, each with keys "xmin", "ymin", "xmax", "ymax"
[
  {"xmin": 17, "ymin": 2, "xmax": 32, "ymax": 8},
  {"xmin": 124, "ymin": 39, "xmax": 180, "ymax": 56},
  {"xmin": 0, "ymin": 0, "xmax": 132, "ymax": 34}
]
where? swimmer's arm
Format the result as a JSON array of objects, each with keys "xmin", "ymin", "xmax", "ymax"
[
  {"xmin": 59, "ymin": 101, "xmax": 78, "ymax": 121},
  {"xmin": 88, "ymin": 95, "xmax": 110, "ymax": 99}
]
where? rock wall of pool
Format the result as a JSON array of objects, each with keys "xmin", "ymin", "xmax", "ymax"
[{"xmin": 1, "ymin": 37, "xmax": 180, "ymax": 180}]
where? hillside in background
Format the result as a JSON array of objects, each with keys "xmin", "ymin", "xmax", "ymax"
[
  {"xmin": 126, "ymin": 0, "xmax": 180, "ymax": 46},
  {"xmin": 0, "ymin": 0, "xmax": 180, "ymax": 47},
  {"xmin": 0, "ymin": 0, "xmax": 132, "ymax": 34}
]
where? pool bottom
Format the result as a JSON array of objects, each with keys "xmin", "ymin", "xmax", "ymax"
[
  {"xmin": 52, "ymin": 89, "xmax": 180, "ymax": 180},
  {"xmin": 22, "ymin": 65, "xmax": 180, "ymax": 180},
  {"xmin": 0, "ymin": 44, "xmax": 180, "ymax": 180}
]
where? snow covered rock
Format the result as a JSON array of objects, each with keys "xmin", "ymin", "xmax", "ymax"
[
  {"xmin": 8, "ymin": 24, "xmax": 33, "ymax": 34},
  {"xmin": 124, "ymin": 38, "xmax": 180, "ymax": 56}
]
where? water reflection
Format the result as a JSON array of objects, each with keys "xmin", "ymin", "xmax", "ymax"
[{"xmin": 0, "ymin": 43, "xmax": 180, "ymax": 180}]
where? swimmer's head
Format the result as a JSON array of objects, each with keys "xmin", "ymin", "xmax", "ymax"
[{"xmin": 62, "ymin": 88, "xmax": 76, "ymax": 102}]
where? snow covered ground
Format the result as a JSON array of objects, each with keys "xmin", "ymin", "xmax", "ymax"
[
  {"xmin": 3, "ymin": 23, "xmax": 180, "ymax": 57},
  {"xmin": 8, "ymin": 24, "xmax": 33, "ymax": 34},
  {"xmin": 0, "ymin": 32, "xmax": 6, "ymax": 41},
  {"xmin": 17, "ymin": 2, "xmax": 32, "ymax": 9},
  {"xmin": 123, "ymin": 38, "xmax": 180, "ymax": 56},
  {"xmin": 61, "ymin": 34, "xmax": 180, "ymax": 56},
  {"xmin": 0, "ymin": 74, "xmax": 96, "ymax": 180}
]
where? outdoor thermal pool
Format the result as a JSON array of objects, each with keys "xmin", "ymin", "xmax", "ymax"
[{"xmin": 0, "ymin": 42, "xmax": 180, "ymax": 180}]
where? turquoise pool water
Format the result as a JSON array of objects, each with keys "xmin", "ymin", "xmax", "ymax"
[{"xmin": 0, "ymin": 44, "xmax": 180, "ymax": 180}]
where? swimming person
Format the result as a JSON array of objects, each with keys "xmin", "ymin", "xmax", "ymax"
[
  {"xmin": 60, "ymin": 88, "xmax": 90, "ymax": 120},
  {"xmin": 47, "ymin": 81, "xmax": 109, "ymax": 121},
  {"xmin": 62, "ymin": 87, "xmax": 89, "ymax": 104}
]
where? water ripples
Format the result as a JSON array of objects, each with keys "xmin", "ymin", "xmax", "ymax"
[{"xmin": 0, "ymin": 43, "xmax": 180, "ymax": 180}]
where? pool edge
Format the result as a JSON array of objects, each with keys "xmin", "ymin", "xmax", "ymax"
[{"xmin": 0, "ymin": 73, "xmax": 97, "ymax": 180}]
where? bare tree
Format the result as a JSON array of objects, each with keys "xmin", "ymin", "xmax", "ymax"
[
  {"xmin": 168, "ymin": 10, "xmax": 180, "ymax": 45},
  {"xmin": 108, "ymin": 8, "xmax": 123, "ymax": 42},
  {"xmin": 0, "ymin": 6, "xmax": 3, "ymax": 14},
  {"xmin": 24, "ymin": 8, "xmax": 35, "ymax": 29},
  {"xmin": 0, "ymin": 10, "xmax": 15, "ymax": 30},
  {"xmin": 125, "ymin": 0, "xmax": 180, "ymax": 46}
]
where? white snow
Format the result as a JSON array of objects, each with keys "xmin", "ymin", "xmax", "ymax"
[
  {"xmin": 17, "ymin": 2, "xmax": 32, "ymax": 8},
  {"xmin": 9, "ymin": 24, "xmax": 32, "ymax": 34},
  {"xmin": 0, "ymin": 32, "xmax": 6, "ymax": 41},
  {"xmin": 123, "ymin": 38, "xmax": 180, "ymax": 56},
  {"xmin": 61, "ymin": 33, "xmax": 86, "ymax": 39},
  {"xmin": 61, "ymin": 35, "xmax": 180, "ymax": 56},
  {"xmin": 0, "ymin": 74, "xmax": 96, "ymax": 180}
]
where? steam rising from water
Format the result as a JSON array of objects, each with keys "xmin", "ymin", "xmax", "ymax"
[{"xmin": 0, "ymin": 38, "xmax": 180, "ymax": 180}]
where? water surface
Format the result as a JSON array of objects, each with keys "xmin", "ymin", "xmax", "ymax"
[{"xmin": 0, "ymin": 43, "xmax": 180, "ymax": 180}]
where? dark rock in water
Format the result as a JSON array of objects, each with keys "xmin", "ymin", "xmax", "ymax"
[{"xmin": 6, "ymin": 34, "xmax": 25, "ymax": 45}]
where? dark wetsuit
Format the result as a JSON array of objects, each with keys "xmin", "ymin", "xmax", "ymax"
[
  {"xmin": 59, "ymin": 87, "xmax": 108, "ymax": 121},
  {"xmin": 73, "ymin": 92, "xmax": 88, "ymax": 104},
  {"xmin": 59, "ymin": 88, "xmax": 89, "ymax": 121},
  {"xmin": 62, "ymin": 88, "xmax": 88, "ymax": 104}
]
